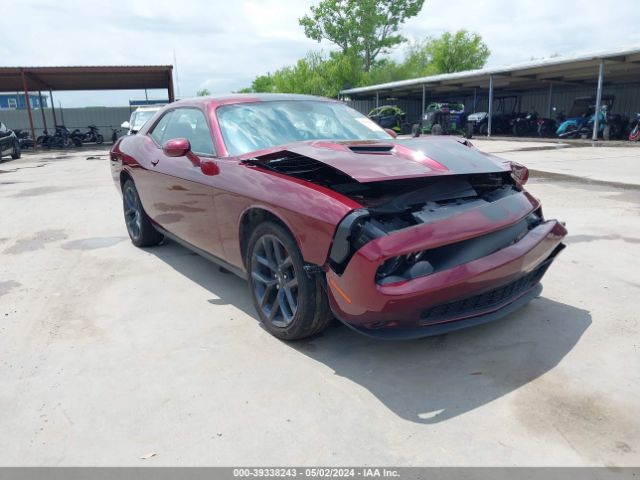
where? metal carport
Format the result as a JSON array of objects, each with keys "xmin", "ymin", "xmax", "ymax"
[
  {"xmin": 340, "ymin": 47, "xmax": 640, "ymax": 139},
  {"xmin": 0, "ymin": 65, "xmax": 174, "ymax": 146}
]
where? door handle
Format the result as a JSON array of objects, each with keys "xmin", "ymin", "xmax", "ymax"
[{"xmin": 151, "ymin": 159, "xmax": 159, "ymax": 166}]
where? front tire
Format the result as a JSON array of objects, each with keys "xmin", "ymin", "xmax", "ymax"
[
  {"xmin": 247, "ymin": 222, "xmax": 332, "ymax": 340},
  {"xmin": 122, "ymin": 179, "xmax": 164, "ymax": 247},
  {"xmin": 96, "ymin": 134, "xmax": 104, "ymax": 144},
  {"xmin": 431, "ymin": 124, "xmax": 443, "ymax": 135},
  {"xmin": 11, "ymin": 140, "xmax": 21, "ymax": 159}
]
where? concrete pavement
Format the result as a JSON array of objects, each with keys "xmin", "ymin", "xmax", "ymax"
[
  {"xmin": 470, "ymin": 139, "xmax": 640, "ymax": 187},
  {"xmin": 0, "ymin": 145, "xmax": 638, "ymax": 466}
]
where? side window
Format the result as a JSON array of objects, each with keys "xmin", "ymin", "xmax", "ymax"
[
  {"xmin": 149, "ymin": 111, "xmax": 174, "ymax": 145},
  {"xmin": 164, "ymin": 108, "xmax": 215, "ymax": 156}
]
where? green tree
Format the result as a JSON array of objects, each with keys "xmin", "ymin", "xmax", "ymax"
[
  {"xmin": 239, "ymin": 51, "xmax": 362, "ymax": 97},
  {"xmin": 196, "ymin": 88, "xmax": 211, "ymax": 96},
  {"xmin": 250, "ymin": 74, "xmax": 276, "ymax": 92},
  {"xmin": 299, "ymin": 0, "xmax": 425, "ymax": 72},
  {"xmin": 424, "ymin": 30, "xmax": 490, "ymax": 74}
]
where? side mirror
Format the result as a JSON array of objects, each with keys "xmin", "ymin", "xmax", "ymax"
[
  {"xmin": 163, "ymin": 138, "xmax": 191, "ymax": 157},
  {"xmin": 384, "ymin": 128, "xmax": 398, "ymax": 138},
  {"xmin": 121, "ymin": 121, "xmax": 130, "ymax": 129}
]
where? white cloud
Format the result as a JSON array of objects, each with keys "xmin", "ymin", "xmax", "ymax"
[{"xmin": 2, "ymin": 0, "xmax": 638, "ymax": 106}]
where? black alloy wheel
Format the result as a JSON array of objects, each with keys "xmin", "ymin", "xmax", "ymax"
[
  {"xmin": 122, "ymin": 179, "xmax": 163, "ymax": 247},
  {"xmin": 247, "ymin": 222, "xmax": 332, "ymax": 340},
  {"xmin": 251, "ymin": 234, "xmax": 299, "ymax": 328}
]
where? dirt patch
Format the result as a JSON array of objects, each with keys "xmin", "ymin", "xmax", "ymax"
[
  {"xmin": 513, "ymin": 372, "xmax": 640, "ymax": 464},
  {"xmin": 0, "ymin": 280, "xmax": 21, "ymax": 298},
  {"xmin": 61, "ymin": 237, "xmax": 126, "ymax": 250},
  {"xmin": 154, "ymin": 213, "xmax": 183, "ymax": 224},
  {"xmin": 153, "ymin": 202, "xmax": 205, "ymax": 213},
  {"xmin": 12, "ymin": 186, "xmax": 75, "ymax": 197},
  {"xmin": 3, "ymin": 229, "xmax": 68, "ymax": 254}
]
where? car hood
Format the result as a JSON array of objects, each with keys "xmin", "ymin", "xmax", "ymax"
[{"xmin": 263, "ymin": 138, "xmax": 509, "ymax": 183}]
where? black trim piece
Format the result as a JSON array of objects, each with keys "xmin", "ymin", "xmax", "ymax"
[
  {"xmin": 154, "ymin": 226, "xmax": 247, "ymax": 280},
  {"xmin": 419, "ymin": 243, "xmax": 564, "ymax": 325},
  {"xmin": 338, "ymin": 284, "xmax": 543, "ymax": 341},
  {"xmin": 329, "ymin": 210, "xmax": 371, "ymax": 265}
]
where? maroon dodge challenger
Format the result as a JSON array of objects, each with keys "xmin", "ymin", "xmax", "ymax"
[{"xmin": 110, "ymin": 94, "xmax": 566, "ymax": 340}]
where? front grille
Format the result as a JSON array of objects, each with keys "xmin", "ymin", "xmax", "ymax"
[{"xmin": 419, "ymin": 259, "xmax": 552, "ymax": 325}]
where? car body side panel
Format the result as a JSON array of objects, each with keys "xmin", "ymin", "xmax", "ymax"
[
  {"xmin": 211, "ymin": 162, "xmax": 356, "ymax": 268},
  {"xmin": 111, "ymin": 134, "xmax": 356, "ymax": 270}
]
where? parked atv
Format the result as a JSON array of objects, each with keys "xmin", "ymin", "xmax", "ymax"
[
  {"xmin": 466, "ymin": 111, "xmax": 513, "ymax": 136},
  {"xmin": 556, "ymin": 96, "xmax": 614, "ymax": 138},
  {"xmin": 368, "ymin": 106, "xmax": 411, "ymax": 135},
  {"xmin": 412, "ymin": 102, "xmax": 466, "ymax": 137}
]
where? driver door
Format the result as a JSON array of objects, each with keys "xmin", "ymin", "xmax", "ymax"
[{"xmin": 140, "ymin": 107, "xmax": 224, "ymax": 258}]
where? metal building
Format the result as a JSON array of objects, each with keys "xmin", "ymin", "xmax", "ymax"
[{"xmin": 340, "ymin": 47, "xmax": 640, "ymax": 140}]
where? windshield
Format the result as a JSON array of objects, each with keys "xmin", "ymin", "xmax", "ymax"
[
  {"xmin": 131, "ymin": 110, "xmax": 157, "ymax": 131},
  {"xmin": 217, "ymin": 100, "xmax": 392, "ymax": 156}
]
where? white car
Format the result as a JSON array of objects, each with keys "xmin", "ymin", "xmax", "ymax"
[{"xmin": 121, "ymin": 105, "xmax": 164, "ymax": 135}]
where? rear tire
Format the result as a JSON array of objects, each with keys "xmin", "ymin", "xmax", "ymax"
[
  {"xmin": 431, "ymin": 124, "xmax": 443, "ymax": 135},
  {"xmin": 465, "ymin": 123, "xmax": 474, "ymax": 139},
  {"xmin": 246, "ymin": 222, "xmax": 332, "ymax": 340},
  {"xmin": 122, "ymin": 179, "xmax": 164, "ymax": 247},
  {"xmin": 11, "ymin": 140, "xmax": 21, "ymax": 159},
  {"xmin": 630, "ymin": 124, "xmax": 640, "ymax": 142},
  {"xmin": 96, "ymin": 134, "xmax": 104, "ymax": 144},
  {"xmin": 411, "ymin": 124, "xmax": 421, "ymax": 137}
]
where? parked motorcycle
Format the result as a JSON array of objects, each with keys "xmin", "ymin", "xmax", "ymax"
[
  {"xmin": 512, "ymin": 110, "xmax": 539, "ymax": 136},
  {"xmin": 629, "ymin": 113, "xmax": 640, "ymax": 142},
  {"xmin": 537, "ymin": 108, "xmax": 566, "ymax": 137},
  {"xmin": 69, "ymin": 129, "xmax": 84, "ymax": 147},
  {"xmin": 45, "ymin": 126, "xmax": 74, "ymax": 149},
  {"xmin": 36, "ymin": 129, "xmax": 52, "ymax": 147},
  {"xmin": 110, "ymin": 126, "xmax": 122, "ymax": 144},
  {"xmin": 13, "ymin": 129, "xmax": 34, "ymax": 149},
  {"xmin": 81, "ymin": 125, "xmax": 104, "ymax": 144}
]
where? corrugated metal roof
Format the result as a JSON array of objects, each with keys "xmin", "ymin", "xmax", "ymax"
[
  {"xmin": 340, "ymin": 45, "xmax": 640, "ymax": 95},
  {"xmin": 0, "ymin": 65, "xmax": 174, "ymax": 93}
]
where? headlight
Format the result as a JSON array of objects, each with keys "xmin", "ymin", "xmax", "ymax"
[
  {"xmin": 376, "ymin": 252, "xmax": 434, "ymax": 285},
  {"xmin": 510, "ymin": 162, "xmax": 529, "ymax": 186}
]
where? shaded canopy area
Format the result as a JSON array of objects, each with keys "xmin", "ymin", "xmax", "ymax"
[
  {"xmin": 341, "ymin": 47, "xmax": 640, "ymax": 140},
  {"xmin": 0, "ymin": 65, "xmax": 174, "ymax": 143}
]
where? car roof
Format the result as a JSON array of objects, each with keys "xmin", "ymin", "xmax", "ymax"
[
  {"xmin": 134, "ymin": 105, "xmax": 163, "ymax": 111},
  {"xmin": 168, "ymin": 93, "xmax": 338, "ymax": 109}
]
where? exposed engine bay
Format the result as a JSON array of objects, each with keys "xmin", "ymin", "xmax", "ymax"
[{"xmin": 245, "ymin": 150, "xmax": 540, "ymax": 285}]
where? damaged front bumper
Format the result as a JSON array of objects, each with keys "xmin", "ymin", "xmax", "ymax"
[{"xmin": 325, "ymin": 202, "xmax": 567, "ymax": 339}]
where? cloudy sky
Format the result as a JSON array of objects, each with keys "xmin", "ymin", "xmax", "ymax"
[{"xmin": 3, "ymin": 0, "xmax": 639, "ymax": 107}]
